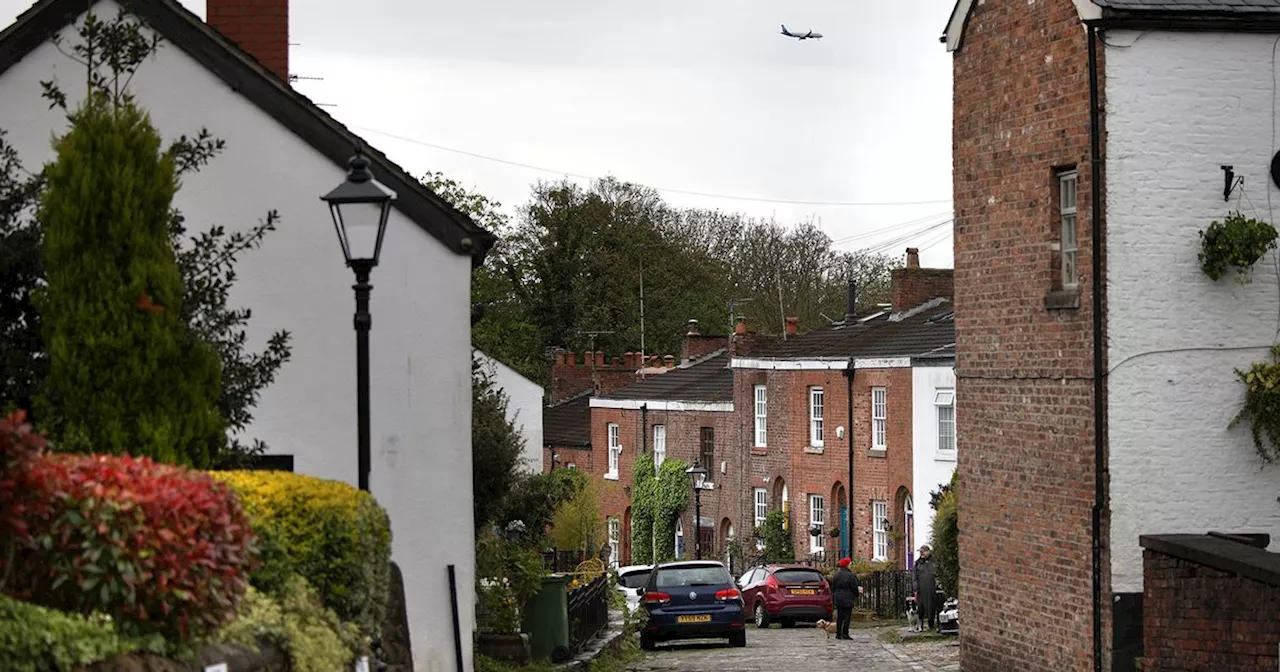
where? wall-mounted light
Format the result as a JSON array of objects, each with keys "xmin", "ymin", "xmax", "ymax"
[{"xmin": 836, "ymin": 426, "xmax": 846, "ymax": 440}]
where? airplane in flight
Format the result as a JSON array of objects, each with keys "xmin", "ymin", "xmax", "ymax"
[{"xmin": 780, "ymin": 24, "xmax": 823, "ymax": 40}]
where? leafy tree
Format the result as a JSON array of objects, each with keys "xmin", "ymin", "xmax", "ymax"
[
  {"xmin": 499, "ymin": 468, "xmax": 587, "ymax": 547},
  {"xmin": 35, "ymin": 91, "xmax": 225, "ymax": 465},
  {"xmin": 930, "ymin": 471, "xmax": 959, "ymax": 597},
  {"xmin": 472, "ymin": 354, "xmax": 526, "ymax": 531},
  {"xmin": 549, "ymin": 476, "xmax": 603, "ymax": 554},
  {"xmin": 0, "ymin": 10, "xmax": 290, "ymax": 465},
  {"xmin": 758, "ymin": 509, "xmax": 795, "ymax": 563}
]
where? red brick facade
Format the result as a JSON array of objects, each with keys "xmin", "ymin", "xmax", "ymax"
[
  {"xmin": 206, "ymin": 0, "xmax": 290, "ymax": 83},
  {"xmin": 1142, "ymin": 549, "xmax": 1280, "ymax": 671},
  {"xmin": 950, "ymin": 0, "xmax": 1104, "ymax": 670},
  {"xmin": 735, "ymin": 366, "xmax": 914, "ymax": 567},
  {"xmin": 590, "ymin": 406, "xmax": 739, "ymax": 565}
]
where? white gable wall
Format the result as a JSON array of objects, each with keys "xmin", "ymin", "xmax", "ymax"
[
  {"xmin": 0, "ymin": 4, "xmax": 475, "ymax": 670},
  {"xmin": 1104, "ymin": 29, "xmax": 1280, "ymax": 594},
  {"xmin": 475, "ymin": 351, "xmax": 544, "ymax": 474},
  {"xmin": 911, "ymin": 364, "xmax": 957, "ymax": 554}
]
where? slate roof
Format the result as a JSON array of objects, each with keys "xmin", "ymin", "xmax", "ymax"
[
  {"xmin": 0, "ymin": 0, "xmax": 495, "ymax": 265},
  {"xmin": 1095, "ymin": 0, "xmax": 1280, "ymax": 12},
  {"xmin": 595, "ymin": 351, "xmax": 733, "ymax": 404},
  {"xmin": 543, "ymin": 392, "xmax": 591, "ymax": 448},
  {"xmin": 744, "ymin": 300, "xmax": 956, "ymax": 362}
]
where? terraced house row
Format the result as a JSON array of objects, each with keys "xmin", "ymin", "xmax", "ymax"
[{"xmin": 542, "ymin": 249, "xmax": 958, "ymax": 571}]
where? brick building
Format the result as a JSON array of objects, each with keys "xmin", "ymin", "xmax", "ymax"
[
  {"xmin": 730, "ymin": 250, "xmax": 954, "ymax": 567},
  {"xmin": 943, "ymin": 1, "xmax": 1280, "ymax": 670},
  {"xmin": 588, "ymin": 346, "xmax": 737, "ymax": 567}
]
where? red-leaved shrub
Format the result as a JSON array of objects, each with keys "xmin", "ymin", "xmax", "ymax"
[{"xmin": 0, "ymin": 411, "xmax": 259, "ymax": 641}]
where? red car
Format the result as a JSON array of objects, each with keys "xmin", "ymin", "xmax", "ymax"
[{"xmin": 737, "ymin": 565, "xmax": 833, "ymax": 628}]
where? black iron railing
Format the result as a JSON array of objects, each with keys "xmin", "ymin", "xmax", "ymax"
[
  {"xmin": 567, "ymin": 575, "xmax": 609, "ymax": 653},
  {"xmin": 854, "ymin": 569, "xmax": 913, "ymax": 619}
]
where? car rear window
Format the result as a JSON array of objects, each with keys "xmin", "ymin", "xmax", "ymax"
[
  {"xmin": 654, "ymin": 566, "xmax": 731, "ymax": 588},
  {"xmin": 619, "ymin": 571, "xmax": 651, "ymax": 589},
  {"xmin": 773, "ymin": 569, "xmax": 825, "ymax": 584}
]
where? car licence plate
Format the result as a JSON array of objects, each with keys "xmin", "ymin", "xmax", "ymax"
[
  {"xmin": 676, "ymin": 614, "xmax": 712, "ymax": 624},
  {"xmin": 789, "ymin": 589, "xmax": 816, "ymax": 595}
]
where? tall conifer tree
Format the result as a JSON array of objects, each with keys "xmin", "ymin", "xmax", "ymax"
[{"xmin": 36, "ymin": 92, "xmax": 224, "ymax": 466}]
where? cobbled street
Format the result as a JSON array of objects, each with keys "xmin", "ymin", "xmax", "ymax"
[{"xmin": 627, "ymin": 625, "xmax": 960, "ymax": 672}]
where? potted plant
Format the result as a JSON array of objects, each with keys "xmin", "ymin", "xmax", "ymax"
[
  {"xmin": 1197, "ymin": 211, "xmax": 1278, "ymax": 284},
  {"xmin": 828, "ymin": 527, "xmax": 841, "ymax": 538},
  {"xmin": 808, "ymin": 523, "xmax": 824, "ymax": 538}
]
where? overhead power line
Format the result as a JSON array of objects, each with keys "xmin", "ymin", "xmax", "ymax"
[{"xmin": 350, "ymin": 125, "xmax": 954, "ymax": 208}]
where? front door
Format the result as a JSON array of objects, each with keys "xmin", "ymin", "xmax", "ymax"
[{"xmin": 839, "ymin": 505, "xmax": 849, "ymax": 558}]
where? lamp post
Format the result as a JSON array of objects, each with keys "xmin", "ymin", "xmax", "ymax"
[
  {"xmin": 686, "ymin": 463, "xmax": 708, "ymax": 560},
  {"xmin": 321, "ymin": 145, "xmax": 397, "ymax": 492}
]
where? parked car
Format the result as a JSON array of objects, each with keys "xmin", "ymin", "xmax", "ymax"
[
  {"xmin": 639, "ymin": 560, "xmax": 746, "ymax": 650},
  {"xmin": 614, "ymin": 564, "xmax": 653, "ymax": 612},
  {"xmin": 737, "ymin": 564, "xmax": 833, "ymax": 628},
  {"xmin": 937, "ymin": 597, "xmax": 959, "ymax": 635}
]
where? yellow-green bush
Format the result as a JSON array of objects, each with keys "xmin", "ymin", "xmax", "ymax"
[
  {"xmin": 210, "ymin": 470, "xmax": 392, "ymax": 638},
  {"xmin": 218, "ymin": 575, "xmax": 364, "ymax": 672}
]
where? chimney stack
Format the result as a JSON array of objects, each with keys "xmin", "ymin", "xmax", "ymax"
[
  {"xmin": 784, "ymin": 316, "xmax": 798, "ymax": 335},
  {"xmin": 845, "ymin": 280, "xmax": 858, "ymax": 321},
  {"xmin": 734, "ymin": 316, "xmax": 748, "ymax": 335},
  {"xmin": 207, "ymin": 0, "xmax": 290, "ymax": 84},
  {"xmin": 906, "ymin": 248, "xmax": 921, "ymax": 269}
]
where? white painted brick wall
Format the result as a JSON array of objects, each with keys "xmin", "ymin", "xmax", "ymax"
[{"xmin": 1105, "ymin": 29, "xmax": 1280, "ymax": 593}]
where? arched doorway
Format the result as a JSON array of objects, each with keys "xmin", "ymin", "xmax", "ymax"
[
  {"xmin": 894, "ymin": 486, "xmax": 912, "ymax": 570},
  {"xmin": 622, "ymin": 507, "xmax": 633, "ymax": 565},
  {"xmin": 720, "ymin": 518, "xmax": 735, "ymax": 572},
  {"xmin": 831, "ymin": 482, "xmax": 848, "ymax": 559}
]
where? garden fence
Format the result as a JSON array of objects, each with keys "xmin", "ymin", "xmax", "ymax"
[{"xmin": 566, "ymin": 574, "xmax": 609, "ymax": 653}]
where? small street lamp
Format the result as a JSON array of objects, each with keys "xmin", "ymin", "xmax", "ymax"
[
  {"xmin": 686, "ymin": 463, "xmax": 709, "ymax": 560},
  {"xmin": 321, "ymin": 145, "xmax": 397, "ymax": 492}
]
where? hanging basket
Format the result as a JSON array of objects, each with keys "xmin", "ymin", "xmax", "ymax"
[{"xmin": 1197, "ymin": 211, "xmax": 1278, "ymax": 284}]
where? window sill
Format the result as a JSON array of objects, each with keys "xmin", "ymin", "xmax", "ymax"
[
  {"xmin": 751, "ymin": 447, "xmax": 768, "ymax": 457},
  {"xmin": 804, "ymin": 445, "xmax": 824, "ymax": 455},
  {"xmin": 604, "ymin": 472, "xmax": 619, "ymax": 481},
  {"xmin": 934, "ymin": 451, "xmax": 957, "ymax": 463},
  {"xmin": 867, "ymin": 448, "xmax": 887, "ymax": 459},
  {"xmin": 1044, "ymin": 288, "xmax": 1081, "ymax": 311}
]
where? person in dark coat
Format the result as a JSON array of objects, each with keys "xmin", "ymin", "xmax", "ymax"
[
  {"xmin": 913, "ymin": 545, "xmax": 938, "ymax": 630},
  {"xmin": 830, "ymin": 557, "xmax": 861, "ymax": 640}
]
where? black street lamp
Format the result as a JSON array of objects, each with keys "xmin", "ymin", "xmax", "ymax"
[
  {"xmin": 321, "ymin": 145, "xmax": 397, "ymax": 492},
  {"xmin": 686, "ymin": 463, "xmax": 708, "ymax": 560}
]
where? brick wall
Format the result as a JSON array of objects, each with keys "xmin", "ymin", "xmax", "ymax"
[
  {"xmin": 207, "ymin": 0, "xmax": 290, "ymax": 83},
  {"xmin": 951, "ymin": 0, "xmax": 1103, "ymax": 670},
  {"xmin": 735, "ymin": 366, "xmax": 914, "ymax": 567},
  {"xmin": 550, "ymin": 351, "xmax": 675, "ymax": 404},
  {"xmin": 1142, "ymin": 550, "xmax": 1280, "ymax": 671},
  {"xmin": 890, "ymin": 268, "xmax": 954, "ymax": 313},
  {"xmin": 590, "ymin": 405, "xmax": 742, "ymax": 565}
]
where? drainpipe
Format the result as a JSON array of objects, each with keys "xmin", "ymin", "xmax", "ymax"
[
  {"xmin": 1087, "ymin": 24, "xmax": 1107, "ymax": 672},
  {"xmin": 843, "ymin": 358, "xmax": 857, "ymax": 558}
]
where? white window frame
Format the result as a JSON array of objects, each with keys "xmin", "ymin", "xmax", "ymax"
[
  {"xmin": 809, "ymin": 387, "xmax": 824, "ymax": 447},
  {"xmin": 754, "ymin": 488, "xmax": 767, "ymax": 528},
  {"xmin": 608, "ymin": 517, "xmax": 620, "ymax": 568},
  {"xmin": 754, "ymin": 385, "xmax": 768, "ymax": 447},
  {"xmin": 809, "ymin": 495, "xmax": 825, "ymax": 553},
  {"xmin": 873, "ymin": 500, "xmax": 889, "ymax": 561},
  {"xmin": 606, "ymin": 423, "xmax": 620, "ymax": 479},
  {"xmin": 871, "ymin": 387, "xmax": 887, "ymax": 450},
  {"xmin": 1059, "ymin": 170, "xmax": 1079, "ymax": 289},
  {"xmin": 653, "ymin": 424, "xmax": 666, "ymax": 469},
  {"xmin": 935, "ymin": 389, "xmax": 956, "ymax": 455}
]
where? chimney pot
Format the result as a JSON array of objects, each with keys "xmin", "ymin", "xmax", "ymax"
[
  {"xmin": 624, "ymin": 352, "xmax": 634, "ymax": 369},
  {"xmin": 735, "ymin": 316, "xmax": 747, "ymax": 335},
  {"xmin": 906, "ymin": 247, "xmax": 921, "ymax": 269},
  {"xmin": 611, "ymin": 356, "xmax": 621, "ymax": 368},
  {"xmin": 595, "ymin": 352, "xmax": 605, "ymax": 368},
  {"xmin": 663, "ymin": 355, "xmax": 675, "ymax": 368},
  {"xmin": 206, "ymin": 0, "xmax": 291, "ymax": 83},
  {"xmin": 845, "ymin": 280, "xmax": 858, "ymax": 321},
  {"xmin": 687, "ymin": 319, "xmax": 700, "ymax": 336},
  {"xmin": 785, "ymin": 316, "xmax": 798, "ymax": 335},
  {"xmin": 565, "ymin": 351, "xmax": 576, "ymax": 367}
]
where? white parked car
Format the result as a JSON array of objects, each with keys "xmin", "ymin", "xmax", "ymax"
[{"xmin": 614, "ymin": 564, "xmax": 654, "ymax": 612}]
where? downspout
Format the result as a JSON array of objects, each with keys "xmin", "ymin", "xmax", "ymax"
[
  {"xmin": 843, "ymin": 358, "xmax": 856, "ymax": 558},
  {"xmin": 1087, "ymin": 23, "xmax": 1107, "ymax": 672}
]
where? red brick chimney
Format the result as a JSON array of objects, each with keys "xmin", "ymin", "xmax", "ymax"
[
  {"xmin": 549, "ymin": 349, "xmax": 676, "ymax": 403},
  {"xmin": 681, "ymin": 319, "xmax": 729, "ymax": 363},
  {"xmin": 206, "ymin": 0, "xmax": 290, "ymax": 83},
  {"xmin": 890, "ymin": 247, "xmax": 953, "ymax": 312}
]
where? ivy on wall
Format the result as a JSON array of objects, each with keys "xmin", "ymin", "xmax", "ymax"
[
  {"xmin": 629, "ymin": 456, "xmax": 690, "ymax": 565},
  {"xmin": 1231, "ymin": 344, "xmax": 1280, "ymax": 463}
]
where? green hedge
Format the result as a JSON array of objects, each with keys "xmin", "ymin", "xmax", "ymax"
[
  {"xmin": 0, "ymin": 594, "xmax": 163, "ymax": 671},
  {"xmin": 210, "ymin": 471, "xmax": 392, "ymax": 638}
]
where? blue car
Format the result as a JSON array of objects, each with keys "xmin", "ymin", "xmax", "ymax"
[{"xmin": 639, "ymin": 560, "xmax": 747, "ymax": 650}]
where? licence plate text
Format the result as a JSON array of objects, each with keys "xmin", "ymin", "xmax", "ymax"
[
  {"xmin": 789, "ymin": 589, "xmax": 816, "ymax": 595},
  {"xmin": 676, "ymin": 614, "xmax": 712, "ymax": 624}
]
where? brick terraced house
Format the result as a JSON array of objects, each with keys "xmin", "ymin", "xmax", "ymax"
[
  {"xmin": 730, "ymin": 250, "xmax": 954, "ymax": 567},
  {"xmin": 944, "ymin": 1, "xmax": 1280, "ymax": 670}
]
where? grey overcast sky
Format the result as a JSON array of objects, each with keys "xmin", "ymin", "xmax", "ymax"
[{"xmin": 1, "ymin": 0, "xmax": 957, "ymax": 267}]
